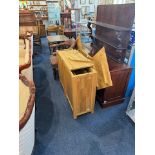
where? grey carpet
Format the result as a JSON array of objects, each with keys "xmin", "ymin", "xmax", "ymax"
[{"xmin": 32, "ymin": 38, "xmax": 135, "ymax": 155}]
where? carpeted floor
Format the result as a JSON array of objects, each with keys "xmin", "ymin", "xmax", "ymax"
[{"xmin": 32, "ymin": 38, "xmax": 135, "ymax": 155}]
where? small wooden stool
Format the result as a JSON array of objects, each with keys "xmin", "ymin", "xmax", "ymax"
[{"xmin": 50, "ymin": 53, "xmax": 59, "ymax": 80}]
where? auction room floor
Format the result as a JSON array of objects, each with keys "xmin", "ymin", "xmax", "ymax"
[{"xmin": 32, "ymin": 37, "xmax": 135, "ymax": 155}]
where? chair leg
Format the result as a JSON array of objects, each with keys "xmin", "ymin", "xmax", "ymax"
[{"xmin": 53, "ymin": 68, "xmax": 57, "ymax": 80}]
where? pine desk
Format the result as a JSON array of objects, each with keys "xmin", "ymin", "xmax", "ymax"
[{"xmin": 57, "ymin": 50, "xmax": 97, "ymax": 119}]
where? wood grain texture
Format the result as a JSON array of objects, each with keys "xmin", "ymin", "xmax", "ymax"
[
  {"xmin": 96, "ymin": 58, "xmax": 131, "ymax": 108},
  {"xmin": 57, "ymin": 50, "xmax": 97, "ymax": 119},
  {"xmin": 93, "ymin": 4, "xmax": 135, "ymax": 63},
  {"xmin": 19, "ymin": 37, "xmax": 32, "ymax": 74},
  {"xmin": 19, "ymin": 10, "xmax": 37, "ymax": 26},
  {"xmin": 19, "ymin": 74, "xmax": 35, "ymax": 131},
  {"xmin": 19, "ymin": 35, "xmax": 35, "ymax": 131},
  {"xmin": 91, "ymin": 4, "xmax": 134, "ymax": 107}
]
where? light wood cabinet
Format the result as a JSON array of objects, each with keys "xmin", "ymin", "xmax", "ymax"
[{"xmin": 57, "ymin": 50, "xmax": 97, "ymax": 119}]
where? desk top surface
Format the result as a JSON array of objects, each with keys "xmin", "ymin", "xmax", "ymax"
[
  {"xmin": 57, "ymin": 49, "xmax": 93, "ymax": 70},
  {"xmin": 47, "ymin": 35, "xmax": 69, "ymax": 43}
]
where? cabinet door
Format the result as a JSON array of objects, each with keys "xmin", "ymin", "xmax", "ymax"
[{"xmin": 104, "ymin": 68, "xmax": 131, "ymax": 104}]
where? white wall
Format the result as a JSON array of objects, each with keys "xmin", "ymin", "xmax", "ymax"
[
  {"xmin": 19, "ymin": 107, "xmax": 35, "ymax": 155},
  {"xmin": 76, "ymin": 0, "xmax": 99, "ymax": 20}
]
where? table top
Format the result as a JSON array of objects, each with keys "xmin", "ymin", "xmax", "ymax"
[{"xmin": 47, "ymin": 35, "xmax": 69, "ymax": 43}]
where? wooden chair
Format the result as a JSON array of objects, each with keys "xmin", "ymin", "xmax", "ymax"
[
  {"xmin": 50, "ymin": 53, "xmax": 59, "ymax": 80},
  {"xmin": 49, "ymin": 38, "xmax": 76, "ymax": 53},
  {"xmin": 46, "ymin": 25, "xmax": 59, "ymax": 36},
  {"xmin": 58, "ymin": 25, "xmax": 64, "ymax": 35},
  {"xmin": 50, "ymin": 38, "xmax": 76, "ymax": 80}
]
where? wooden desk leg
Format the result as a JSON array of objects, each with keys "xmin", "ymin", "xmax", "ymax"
[
  {"xmin": 73, "ymin": 114, "xmax": 77, "ymax": 119},
  {"xmin": 73, "ymin": 106, "xmax": 77, "ymax": 119},
  {"xmin": 53, "ymin": 68, "xmax": 57, "ymax": 80},
  {"xmin": 91, "ymin": 110, "xmax": 94, "ymax": 114}
]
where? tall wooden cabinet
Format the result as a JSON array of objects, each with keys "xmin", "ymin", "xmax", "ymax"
[{"xmin": 90, "ymin": 4, "xmax": 135, "ymax": 108}]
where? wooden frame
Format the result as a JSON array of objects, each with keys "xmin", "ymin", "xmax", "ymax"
[
  {"xmin": 19, "ymin": 74, "xmax": 35, "ymax": 131},
  {"xmin": 19, "ymin": 33, "xmax": 35, "ymax": 131},
  {"xmin": 19, "ymin": 34, "xmax": 32, "ymax": 74}
]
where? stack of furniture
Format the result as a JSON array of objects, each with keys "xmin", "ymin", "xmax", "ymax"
[
  {"xmin": 19, "ymin": 10, "xmax": 46, "ymax": 45},
  {"xmin": 88, "ymin": 4, "xmax": 135, "ymax": 108},
  {"xmin": 19, "ymin": 0, "xmax": 48, "ymax": 20},
  {"xmin": 19, "ymin": 10, "xmax": 36, "ymax": 27}
]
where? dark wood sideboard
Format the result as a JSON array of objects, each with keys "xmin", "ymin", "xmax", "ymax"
[
  {"xmin": 90, "ymin": 4, "xmax": 135, "ymax": 108},
  {"xmin": 96, "ymin": 58, "xmax": 132, "ymax": 108}
]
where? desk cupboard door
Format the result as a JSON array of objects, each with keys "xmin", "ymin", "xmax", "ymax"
[{"xmin": 97, "ymin": 68, "xmax": 131, "ymax": 108}]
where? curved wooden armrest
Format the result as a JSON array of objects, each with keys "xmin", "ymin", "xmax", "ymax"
[
  {"xmin": 19, "ymin": 35, "xmax": 26, "ymax": 40},
  {"xmin": 19, "ymin": 36, "xmax": 26, "ymax": 49},
  {"xmin": 19, "ymin": 74, "xmax": 35, "ymax": 131},
  {"xmin": 19, "ymin": 39, "xmax": 32, "ymax": 74},
  {"xmin": 19, "ymin": 36, "xmax": 35, "ymax": 131},
  {"xmin": 26, "ymin": 31, "xmax": 33, "ymax": 37}
]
